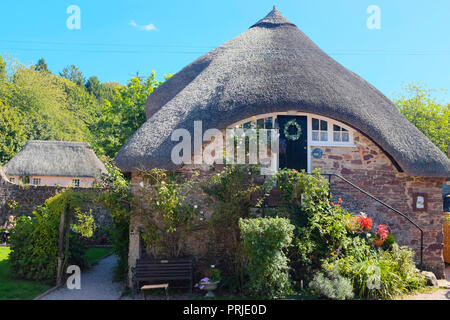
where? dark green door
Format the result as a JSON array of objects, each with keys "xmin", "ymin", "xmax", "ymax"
[{"xmin": 278, "ymin": 115, "xmax": 308, "ymax": 171}]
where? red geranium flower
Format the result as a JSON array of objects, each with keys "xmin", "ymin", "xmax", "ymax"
[{"xmin": 357, "ymin": 216, "xmax": 373, "ymax": 231}]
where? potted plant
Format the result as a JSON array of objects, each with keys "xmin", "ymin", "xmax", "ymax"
[
  {"xmin": 347, "ymin": 212, "xmax": 372, "ymax": 233},
  {"xmin": 196, "ymin": 265, "xmax": 221, "ymax": 297},
  {"xmin": 373, "ymin": 224, "xmax": 389, "ymax": 247}
]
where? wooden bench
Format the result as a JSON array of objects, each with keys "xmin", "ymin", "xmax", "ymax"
[{"xmin": 131, "ymin": 257, "xmax": 193, "ymax": 298}]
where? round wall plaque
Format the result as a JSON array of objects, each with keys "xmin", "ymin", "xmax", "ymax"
[{"xmin": 312, "ymin": 148, "xmax": 323, "ymax": 159}]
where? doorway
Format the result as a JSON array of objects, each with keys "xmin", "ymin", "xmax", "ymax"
[{"xmin": 277, "ymin": 115, "xmax": 308, "ymax": 171}]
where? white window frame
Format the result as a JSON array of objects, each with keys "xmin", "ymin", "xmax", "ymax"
[
  {"xmin": 32, "ymin": 178, "xmax": 41, "ymax": 186},
  {"xmin": 9, "ymin": 177, "xmax": 15, "ymax": 183},
  {"xmin": 228, "ymin": 111, "xmax": 356, "ymax": 173}
]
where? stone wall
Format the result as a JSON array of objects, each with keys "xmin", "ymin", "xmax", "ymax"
[
  {"xmin": 0, "ymin": 167, "xmax": 112, "ymax": 228},
  {"xmin": 310, "ymin": 131, "xmax": 446, "ymax": 277},
  {"xmin": 127, "ymin": 130, "xmax": 447, "ymax": 285},
  {"xmin": 127, "ymin": 165, "xmax": 220, "ymax": 287}
]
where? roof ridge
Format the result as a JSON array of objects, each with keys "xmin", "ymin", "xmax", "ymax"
[{"xmin": 27, "ymin": 140, "xmax": 90, "ymax": 146}]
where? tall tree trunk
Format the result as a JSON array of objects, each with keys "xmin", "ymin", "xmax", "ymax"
[{"xmin": 56, "ymin": 205, "xmax": 67, "ymax": 286}]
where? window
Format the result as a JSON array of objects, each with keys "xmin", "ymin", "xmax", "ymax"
[
  {"xmin": 239, "ymin": 117, "xmax": 275, "ymax": 130},
  {"xmin": 72, "ymin": 179, "xmax": 80, "ymax": 187},
  {"xmin": 9, "ymin": 177, "xmax": 15, "ymax": 183},
  {"xmin": 312, "ymin": 118, "xmax": 328, "ymax": 142},
  {"xmin": 333, "ymin": 124, "xmax": 349, "ymax": 142},
  {"xmin": 32, "ymin": 178, "xmax": 41, "ymax": 186}
]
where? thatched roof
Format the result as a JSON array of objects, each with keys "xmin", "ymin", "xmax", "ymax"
[
  {"xmin": 3, "ymin": 141, "xmax": 106, "ymax": 177},
  {"xmin": 115, "ymin": 7, "xmax": 450, "ymax": 177}
]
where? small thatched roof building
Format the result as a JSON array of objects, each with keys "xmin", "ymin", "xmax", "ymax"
[
  {"xmin": 115, "ymin": 6, "xmax": 450, "ymax": 177},
  {"xmin": 3, "ymin": 141, "xmax": 106, "ymax": 178}
]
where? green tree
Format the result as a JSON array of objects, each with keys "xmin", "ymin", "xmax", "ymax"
[
  {"xmin": 0, "ymin": 99, "xmax": 27, "ymax": 164},
  {"xmin": 394, "ymin": 83, "xmax": 449, "ymax": 156},
  {"xmin": 2, "ymin": 65, "xmax": 92, "ymax": 143},
  {"xmin": 0, "ymin": 55, "xmax": 6, "ymax": 81},
  {"xmin": 85, "ymin": 76, "xmax": 101, "ymax": 99},
  {"xmin": 35, "ymin": 58, "xmax": 49, "ymax": 73},
  {"xmin": 60, "ymin": 64, "xmax": 85, "ymax": 86},
  {"xmin": 92, "ymin": 71, "xmax": 167, "ymax": 157}
]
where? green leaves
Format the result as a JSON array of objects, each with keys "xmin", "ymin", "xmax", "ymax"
[
  {"xmin": 239, "ymin": 217, "xmax": 295, "ymax": 298},
  {"xmin": 0, "ymin": 55, "xmax": 172, "ymax": 165},
  {"xmin": 0, "ymin": 99, "xmax": 27, "ymax": 164},
  {"xmin": 91, "ymin": 72, "xmax": 165, "ymax": 158},
  {"xmin": 394, "ymin": 83, "xmax": 449, "ymax": 155}
]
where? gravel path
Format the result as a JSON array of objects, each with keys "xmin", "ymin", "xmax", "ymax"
[
  {"xmin": 399, "ymin": 265, "xmax": 450, "ymax": 300},
  {"xmin": 40, "ymin": 255, "xmax": 124, "ymax": 300}
]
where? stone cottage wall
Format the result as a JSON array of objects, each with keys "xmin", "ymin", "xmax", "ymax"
[
  {"xmin": 127, "ymin": 130, "xmax": 447, "ymax": 285},
  {"xmin": 0, "ymin": 167, "xmax": 112, "ymax": 228},
  {"xmin": 127, "ymin": 165, "xmax": 221, "ymax": 287},
  {"xmin": 310, "ymin": 131, "xmax": 446, "ymax": 277}
]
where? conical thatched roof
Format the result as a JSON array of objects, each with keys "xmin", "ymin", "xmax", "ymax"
[
  {"xmin": 116, "ymin": 7, "xmax": 450, "ymax": 177},
  {"xmin": 3, "ymin": 141, "xmax": 106, "ymax": 178}
]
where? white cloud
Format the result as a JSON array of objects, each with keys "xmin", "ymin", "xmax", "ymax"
[
  {"xmin": 129, "ymin": 20, "xmax": 158, "ymax": 32},
  {"xmin": 141, "ymin": 24, "xmax": 157, "ymax": 31}
]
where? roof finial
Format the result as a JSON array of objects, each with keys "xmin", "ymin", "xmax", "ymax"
[{"xmin": 273, "ymin": 5, "xmax": 277, "ymax": 11}]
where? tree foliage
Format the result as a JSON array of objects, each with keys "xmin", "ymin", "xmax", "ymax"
[
  {"xmin": 92, "ymin": 71, "xmax": 168, "ymax": 158},
  {"xmin": 35, "ymin": 58, "xmax": 49, "ymax": 73},
  {"xmin": 394, "ymin": 83, "xmax": 449, "ymax": 156},
  {"xmin": 60, "ymin": 64, "xmax": 85, "ymax": 86},
  {"xmin": 0, "ymin": 99, "xmax": 27, "ymax": 164},
  {"xmin": 0, "ymin": 55, "xmax": 170, "ymax": 164}
]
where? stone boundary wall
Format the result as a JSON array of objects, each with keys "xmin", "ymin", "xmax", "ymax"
[{"xmin": 0, "ymin": 167, "xmax": 112, "ymax": 228}]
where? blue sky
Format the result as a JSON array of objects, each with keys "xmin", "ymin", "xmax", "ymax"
[{"xmin": 1, "ymin": 0, "xmax": 449, "ymax": 102}]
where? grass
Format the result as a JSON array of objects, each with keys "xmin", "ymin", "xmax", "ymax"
[
  {"xmin": 0, "ymin": 247, "xmax": 113, "ymax": 300},
  {"xmin": 84, "ymin": 247, "xmax": 113, "ymax": 267},
  {"xmin": 0, "ymin": 247, "xmax": 51, "ymax": 300}
]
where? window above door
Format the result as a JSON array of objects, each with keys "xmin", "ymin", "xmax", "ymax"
[{"xmin": 229, "ymin": 112, "xmax": 355, "ymax": 147}]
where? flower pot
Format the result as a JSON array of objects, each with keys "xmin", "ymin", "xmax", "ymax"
[
  {"xmin": 373, "ymin": 239, "xmax": 385, "ymax": 247},
  {"xmin": 200, "ymin": 281, "xmax": 219, "ymax": 297}
]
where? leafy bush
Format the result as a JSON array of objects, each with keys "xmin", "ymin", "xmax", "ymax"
[
  {"xmin": 309, "ymin": 267, "xmax": 354, "ymax": 300},
  {"xmin": 202, "ymin": 164, "xmax": 263, "ymax": 293},
  {"xmin": 9, "ymin": 190, "xmax": 95, "ymax": 283},
  {"xmin": 93, "ymin": 158, "xmax": 131, "ymax": 281},
  {"xmin": 335, "ymin": 244, "xmax": 426, "ymax": 299},
  {"xmin": 239, "ymin": 217, "xmax": 295, "ymax": 299},
  {"xmin": 264, "ymin": 169, "xmax": 425, "ymax": 299},
  {"xmin": 265, "ymin": 169, "xmax": 354, "ymax": 280},
  {"xmin": 136, "ymin": 169, "xmax": 198, "ymax": 258}
]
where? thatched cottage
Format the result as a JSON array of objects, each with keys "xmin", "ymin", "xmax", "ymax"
[
  {"xmin": 116, "ymin": 7, "xmax": 450, "ymax": 282},
  {"xmin": 4, "ymin": 141, "xmax": 106, "ymax": 188}
]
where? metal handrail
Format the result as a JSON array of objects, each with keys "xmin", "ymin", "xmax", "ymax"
[{"xmin": 323, "ymin": 173, "xmax": 424, "ymax": 267}]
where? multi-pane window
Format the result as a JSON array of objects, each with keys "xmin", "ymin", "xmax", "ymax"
[
  {"xmin": 9, "ymin": 177, "xmax": 15, "ymax": 183},
  {"xmin": 333, "ymin": 125, "xmax": 349, "ymax": 142},
  {"xmin": 240, "ymin": 117, "xmax": 274, "ymax": 130},
  {"xmin": 231, "ymin": 114, "xmax": 353, "ymax": 147},
  {"xmin": 312, "ymin": 118, "xmax": 328, "ymax": 142},
  {"xmin": 32, "ymin": 178, "xmax": 41, "ymax": 186},
  {"xmin": 72, "ymin": 179, "xmax": 80, "ymax": 187}
]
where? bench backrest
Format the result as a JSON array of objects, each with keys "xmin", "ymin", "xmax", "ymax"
[{"xmin": 134, "ymin": 258, "xmax": 192, "ymax": 281}]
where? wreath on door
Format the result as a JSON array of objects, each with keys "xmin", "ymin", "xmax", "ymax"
[{"xmin": 284, "ymin": 119, "xmax": 302, "ymax": 141}]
